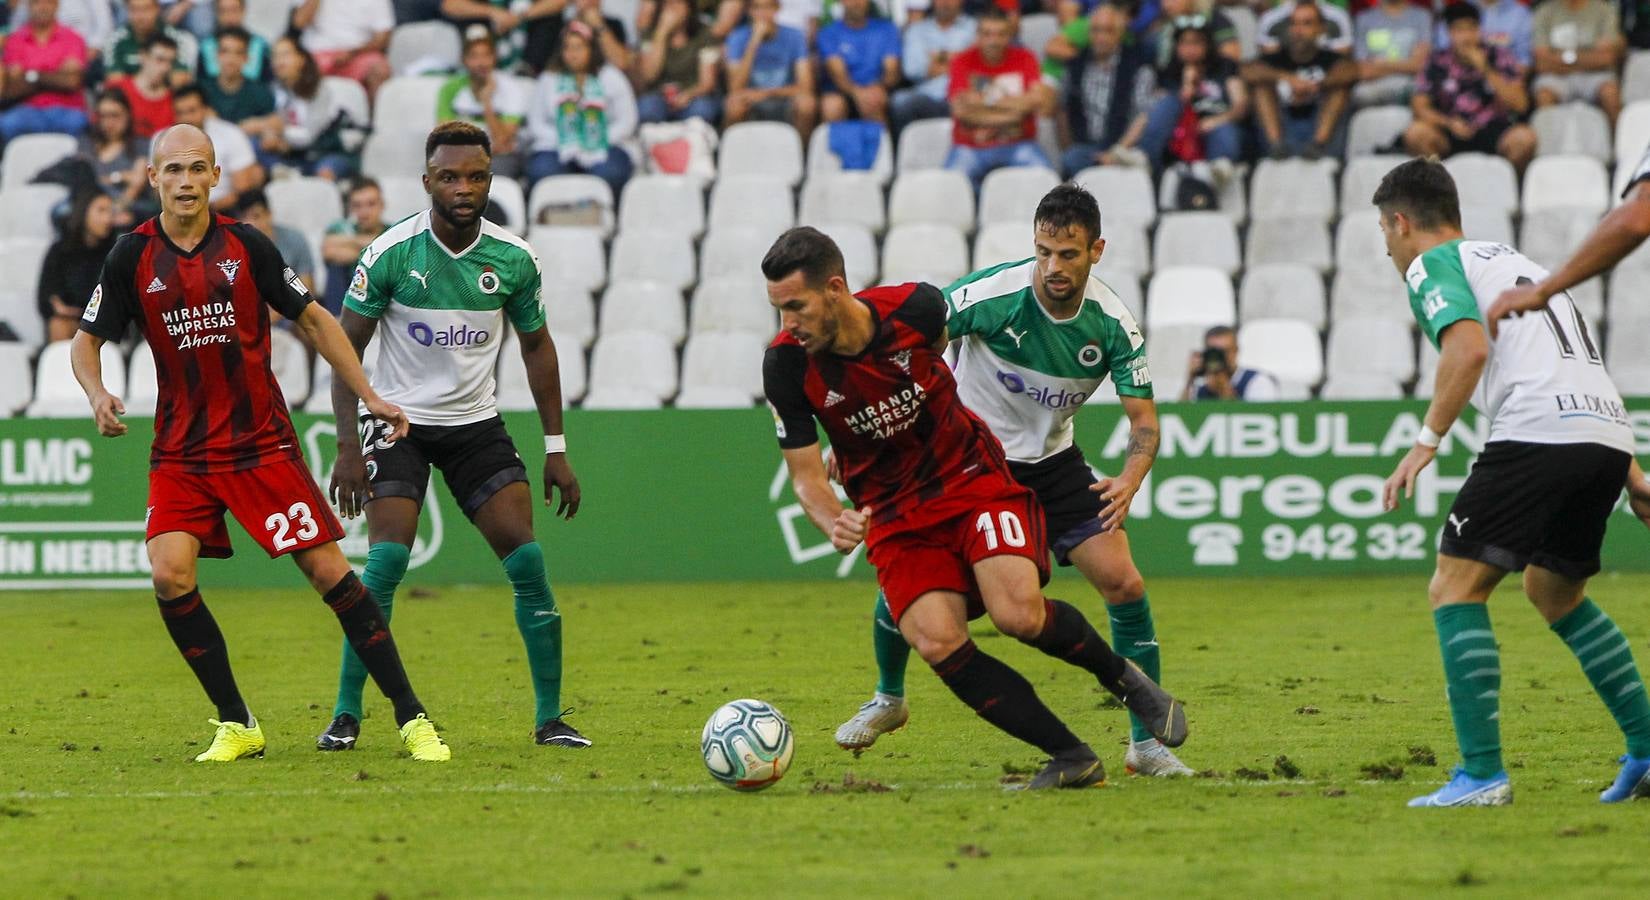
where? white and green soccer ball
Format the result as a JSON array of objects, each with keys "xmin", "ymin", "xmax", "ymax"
[{"xmin": 701, "ymin": 699, "xmax": 795, "ymax": 792}]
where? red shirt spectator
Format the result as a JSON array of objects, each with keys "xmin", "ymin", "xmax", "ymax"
[
  {"xmin": 104, "ymin": 35, "xmax": 180, "ymax": 138},
  {"xmin": 1, "ymin": 12, "xmax": 89, "ymax": 111},
  {"xmin": 947, "ymin": 42, "xmax": 1043, "ymax": 147}
]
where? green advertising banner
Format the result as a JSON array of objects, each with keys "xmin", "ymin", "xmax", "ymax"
[{"xmin": 1, "ymin": 401, "xmax": 1647, "ymax": 590}]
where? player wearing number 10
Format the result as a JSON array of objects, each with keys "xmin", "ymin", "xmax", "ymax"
[
  {"xmin": 1374, "ymin": 158, "xmax": 1650, "ymax": 806},
  {"xmin": 69, "ymin": 125, "xmax": 450, "ymax": 763}
]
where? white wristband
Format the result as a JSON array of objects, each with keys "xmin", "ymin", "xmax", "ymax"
[
  {"xmin": 544, "ymin": 434, "xmax": 567, "ymax": 454},
  {"xmin": 1416, "ymin": 425, "xmax": 1443, "ymax": 449}
]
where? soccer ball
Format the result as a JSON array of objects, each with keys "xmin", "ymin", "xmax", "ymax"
[{"xmin": 701, "ymin": 699, "xmax": 795, "ymax": 791}]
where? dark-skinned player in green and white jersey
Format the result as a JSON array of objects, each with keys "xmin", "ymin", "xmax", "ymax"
[
  {"xmin": 834, "ymin": 184, "xmax": 1194, "ymax": 777},
  {"xmin": 318, "ymin": 121, "xmax": 589, "ymax": 751}
]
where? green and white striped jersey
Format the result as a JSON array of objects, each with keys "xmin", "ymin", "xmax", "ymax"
[
  {"xmin": 345, "ymin": 210, "xmax": 545, "ymax": 426},
  {"xmin": 1405, "ymin": 239, "xmax": 1630, "ymax": 452},
  {"xmin": 943, "ymin": 259, "xmax": 1151, "ymax": 463}
]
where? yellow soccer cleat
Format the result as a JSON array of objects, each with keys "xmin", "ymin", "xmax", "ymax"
[
  {"xmin": 399, "ymin": 714, "xmax": 451, "ymax": 762},
  {"xmin": 194, "ymin": 718, "xmax": 266, "ymax": 762}
]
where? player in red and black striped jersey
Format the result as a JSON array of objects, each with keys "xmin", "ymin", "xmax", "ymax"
[
  {"xmin": 761, "ymin": 227, "xmax": 1187, "ymax": 788},
  {"xmin": 70, "ymin": 125, "xmax": 451, "ymax": 762}
]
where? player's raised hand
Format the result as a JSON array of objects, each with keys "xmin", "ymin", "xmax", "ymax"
[
  {"xmin": 91, "ymin": 390, "xmax": 127, "ymax": 437},
  {"xmin": 1486, "ymin": 281, "xmax": 1547, "ymax": 338},
  {"xmin": 363, "ymin": 396, "xmax": 410, "ymax": 441},
  {"xmin": 544, "ymin": 453, "xmax": 581, "ymax": 520},
  {"xmin": 831, "ymin": 506, "xmax": 870, "ymax": 554},
  {"xmin": 330, "ymin": 447, "xmax": 371, "ymax": 519},
  {"xmin": 1092, "ymin": 475, "xmax": 1141, "ymax": 532},
  {"xmin": 1383, "ymin": 444, "xmax": 1437, "ymax": 511}
]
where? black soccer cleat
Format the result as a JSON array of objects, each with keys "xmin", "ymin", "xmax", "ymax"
[
  {"xmin": 316, "ymin": 713, "xmax": 360, "ymax": 751},
  {"xmin": 1026, "ymin": 745, "xmax": 1107, "ymax": 790},
  {"xmin": 1113, "ymin": 661, "xmax": 1189, "ymax": 748},
  {"xmin": 535, "ymin": 716, "xmax": 592, "ymax": 748}
]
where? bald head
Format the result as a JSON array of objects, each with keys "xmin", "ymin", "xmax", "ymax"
[
  {"xmin": 1089, "ymin": 4, "xmax": 1128, "ymax": 57},
  {"xmin": 149, "ymin": 124, "xmax": 220, "ymax": 220},
  {"xmin": 151, "ymin": 124, "xmax": 216, "ymax": 166}
]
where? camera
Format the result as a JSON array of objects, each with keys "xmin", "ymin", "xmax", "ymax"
[{"xmin": 1200, "ymin": 346, "xmax": 1230, "ymax": 376}]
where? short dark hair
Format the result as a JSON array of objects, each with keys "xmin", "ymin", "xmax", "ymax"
[
  {"xmin": 977, "ymin": 5, "xmax": 1013, "ymax": 26},
  {"xmin": 215, "ymin": 25, "xmax": 253, "ymax": 49},
  {"xmin": 144, "ymin": 34, "xmax": 179, "ymax": 55},
  {"xmin": 234, "ymin": 187, "xmax": 270, "ymax": 216},
  {"xmin": 1371, "ymin": 157, "xmax": 1461, "ymax": 230},
  {"xmin": 1034, "ymin": 183, "xmax": 1102, "ymax": 241},
  {"xmin": 426, "ymin": 120, "xmax": 491, "ymax": 161},
  {"xmin": 172, "ymin": 83, "xmax": 207, "ymax": 107},
  {"xmin": 347, "ymin": 176, "xmax": 381, "ymax": 200},
  {"xmin": 1204, "ymin": 325, "xmax": 1235, "ymax": 343},
  {"xmin": 1442, "ymin": 1, "xmax": 1481, "ymax": 26},
  {"xmin": 761, "ymin": 227, "xmax": 847, "ymax": 287}
]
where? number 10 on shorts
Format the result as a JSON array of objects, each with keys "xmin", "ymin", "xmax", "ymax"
[{"xmin": 975, "ymin": 510, "xmax": 1027, "ymax": 551}]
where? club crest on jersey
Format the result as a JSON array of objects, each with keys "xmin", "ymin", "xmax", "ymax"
[
  {"xmin": 217, "ymin": 258, "xmax": 242, "ymax": 284},
  {"xmin": 478, "ymin": 267, "xmax": 501, "ymax": 295},
  {"xmin": 82, "ymin": 285, "xmax": 102, "ymax": 321},
  {"xmin": 1078, "ymin": 342, "xmax": 1103, "ymax": 367},
  {"xmin": 889, "ymin": 350, "xmax": 911, "ymax": 373}
]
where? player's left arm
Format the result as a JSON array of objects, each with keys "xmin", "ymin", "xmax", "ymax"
[
  {"xmin": 1384, "ymin": 320, "xmax": 1488, "ymax": 511},
  {"xmin": 1093, "ymin": 395, "xmax": 1158, "ymax": 532},
  {"xmin": 517, "ymin": 324, "xmax": 580, "ymax": 520}
]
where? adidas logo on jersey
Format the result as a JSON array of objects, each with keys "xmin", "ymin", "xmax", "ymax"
[
  {"xmin": 823, "ymin": 390, "xmax": 846, "ymax": 408},
  {"xmin": 145, "ymin": 277, "xmax": 167, "ymax": 294}
]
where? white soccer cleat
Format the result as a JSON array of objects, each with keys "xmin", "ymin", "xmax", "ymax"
[
  {"xmin": 1123, "ymin": 738, "xmax": 1194, "ymax": 777},
  {"xmin": 834, "ymin": 693, "xmax": 909, "ymax": 751}
]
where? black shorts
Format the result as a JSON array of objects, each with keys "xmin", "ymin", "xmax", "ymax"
[
  {"xmin": 1440, "ymin": 440, "xmax": 1630, "ymax": 579},
  {"xmin": 360, "ymin": 414, "xmax": 528, "ymax": 519},
  {"xmin": 1009, "ymin": 445, "xmax": 1109, "ymax": 567},
  {"xmin": 1447, "ymin": 118, "xmax": 1510, "ymax": 157}
]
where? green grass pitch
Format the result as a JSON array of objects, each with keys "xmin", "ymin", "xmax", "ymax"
[{"xmin": 4, "ymin": 574, "xmax": 1649, "ymax": 897}]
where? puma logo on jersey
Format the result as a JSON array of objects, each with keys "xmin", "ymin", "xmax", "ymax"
[
  {"xmin": 823, "ymin": 390, "xmax": 846, "ymax": 408},
  {"xmin": 409, "ymin": 270, "xmax": 429, "ymax": 289},
  {"xmin": 145, "ymin": 277, "xmax": 167, "ymax": 294},
  {"xmin": 1449, "ymin": 514, "xmax": 1470, "ymax": 535},
  {"xmin": 1003, "ymin": 326, "xmax": 1026, "ymax": 348}
]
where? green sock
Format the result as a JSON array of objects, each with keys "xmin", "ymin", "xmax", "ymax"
[
  {"xmin": 505, "ymin": 542, "xmax": 563, "ymax": 727},
  {"xmin": 872, "ymin": 592, "xmax": 908, "ymax": 698},
  {"xmin": 1108, "ymin": 594, "xmax": 1161, "ymax": 743},
  {"xmin": 1551, "ymin": 598, "xmax": 1650, "ymax": 758},
  {"xmin": 1434, "ymin": 603, "xmax": 1504, "ymax": 779},
  {"xmin": 333, "ymin": 542, "xmax": 409, "ymax": 720}
]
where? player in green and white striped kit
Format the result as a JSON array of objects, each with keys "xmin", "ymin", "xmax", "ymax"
[
  {"xmin": 835, "ymin": 184, "xmax": 1194, "ymax": 776},
  {"xmin": 318, "ymin": 122, "xmax": 589, "ymax": 751}
]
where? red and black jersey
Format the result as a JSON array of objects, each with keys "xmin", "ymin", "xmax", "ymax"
[
  {"xmin": 763, "ymin": 282, "xmax": 1012, "ymax": 522},
  {"xmin": 79, "ymin": 214, "xmax": 313, "ymax": 474}
]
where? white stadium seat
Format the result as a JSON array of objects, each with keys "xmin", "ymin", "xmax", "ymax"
[
  {"xmin": 269, "ymin": 329, "xmax": 311, "ymax": 409},
  {"xmin": 1531, "ymin": 102, "xmax": 1612, "ymax": 162},
  {"xmin": 1334, "ymin": 210, "xmax": 1392, "ymax": 284},
  {"xmin": 1097, "ymin": 269, "xmax": 1143, "ymax": 321},
  {"xmin": 1, "ymin": 133, "xmax": 76, "ymax": 190},
  {"xmin": 1320, "ymin": 374, "xmax": 1404, "ymax": 399},
  {"xmin": 973, "ymin": 221, "xmax": 1029, "ymax": 270},
  {"xmin": 708, "ymin": 175, "xmax": 796, "ymax": 234},
  {"xmin": 1245, "ymin": 218, "xmax": 1331, "ymax": 273},
  {"xmin": 1613, "ymin": 101, "xmax": 1650, "ymax": 198},
  {"xmin": 488, "ymin": 176, "xmax": 527, "ymax": 234},
  {"xmin": 0, "ymin": 184, "xmax": 67, "ymax": 238},
  {"xmin": 1606, "ymin": 308, "xmax": 1650, "ymax": 369},
  {"xmin": 1144, "ymin": 323, "xmax": 1207, "ymax": 400},
  {"xmin": 387, "ymin": 20, "xmax": 462, "ymax": 75},
  {"xmin": 895, "ymin": 118, "xmax": 955, "ymax": 173},
  {"xmin": 798, "ymin": 172, "xmax": 886, "ymax": 234},
  {"xmin": 1225, "ymin": 4, "xmax": 1260, "ymax": 60},
  {"xmin": 1239, "ymin": 318, "xmax": 1324, "ymax": 391},
  {"xmin": 691, "ymin": 277, "xmax": 775, "ymax": 337},
  {"xmin": 1626, "ymin": 50, "xmax": 1650, "ymax": 104},
  {"xmin": 676, "ymin": 332, "xmax": 766, "ymax": 408},
  {"xmin": 1240, "ymin": 264, "xmax": 1325, "ymax": 330},
  {"xmin": 1018, "ymin": 14, "xmax": 1059, "ymax": 60},
  {"xmin": 817, "ymin": 222, "xmax": 879, "ymax": 290},
  {"xmin": 618, "ymin": 175, "xmax": 706, "ymax": 238},
  {"xmin": 888, "ymin": 169, "xmax": 975, "ymax": 230},
  {"xmin": 719, "ymin": 121, "xmax": 804, "ymax": 186},
  {"xmin": 1327, "ymin": 316, "xmax": 1415, "ymax": 383},
  {"xmin": 881, "ymin": 224, "xmax": 968, "ymax": 285},
  {"xmin": 1346, "ymin": 104, "xmax": 1411, "ymax": 157},
  {"xmin": 1522, "ymin": 155, "xmax": 1609, "ymax": 216},
  {"xmin": 498, "ymin": 329, "xmax": 587, "ymax": 407},
  {"xmin": 1146, "ymin": 267, "xmax": 1236, "ymax": 330},
  {"xmin": 1331, "ymin": 268, "xmax": 1412, "ymax": 324},
  {"xmin": 28, "ymin": 341, "xmax": 123, "ymax": 418},
  {"xmin": 1157, "ymin": 165, "xmax": 1248, "ymax": 224},
  {"xmin": 370, "ymin": 76, "xmax": 441, "ymax": 136},
  {"xmin": 0, "ymin": 236, "xmax": 51, "ymax": 347},
  {"xmin": 1520, "ymin": 209, "xmax": 1602, "ymax": 309},
  {"xmin": 700, "ymin": 225, "xmax": 777, "ymax": 283},
  {"xmin": 528, "ymin": 174, "xmax": 615, "ymax": 236},
  {"xmin": 1249, "ymin": 159, "xmax": 1336, "ymax": 223},
  {"xmin": 583, "ymin": 332, "xmax": 677, "ymax": 408},
  {"xmin": 361, "ymin": 132, "xmax": 426, "ymax": 180},
  {"xmin": 528, "ymin": 226, "xmax": 606, "ymax": 293},
  {"xmin": 1338, "ymin": 154, "xmax": 1407, "ymax": 216},
  {"xmin": 1460, "ymin": 205, "xmax": 1515, "ymax": 246},
  {"xmin": 610, "ymin": 228, "xmax": 696, "ymax": 290},
  {"xmin": 978, "ymin": 166, "xmax": 1061, "ymax": 226},
  {"xmin": 377, "ymin": 175, "xmax": 428, "ymax": 222},
  {"xmin": 546, "ymin": 285, "xmax": 596, "ymax": 349},
  {"xmin": 121, "ymin": 345, "xmax": 155, "ymax": 415},
  {"xmin": 599, "ymin": 282, "xmax": 687, "ymax": 346},
  {"xmin": 305, "ymin": 341, "xmax": 381, "ymax": 414},
  {"xmin": 1153, "ymin": 212, "xmax": 1240, "ymax": 275},
  {"xmin": 1443, "ymin": 153, "xmax": 1519, "ymax": 218},
  {"xmin": 1072, "ymin": 165, "xmax": 1157, "ymax": 226},
  {"xmin": 0, "ymin": 342, "xmax": 33, "ymax": 415},
  {"xmin": 323, "ymin": 76, "xmax": 371, "ymax": 129},
  {"xmin": 806, "ymin": 122, "xmax": 893, "ymax": 185},
  {"xmin": 267, "ymin": 177, "xmax": 344, "ymax": 238}
]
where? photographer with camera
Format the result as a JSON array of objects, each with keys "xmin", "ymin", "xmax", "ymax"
[{"xmin": 1181, "ymin": 325, "xmax": 1280, "ymax": 401}]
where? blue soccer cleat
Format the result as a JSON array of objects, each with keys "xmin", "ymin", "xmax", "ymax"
[
  {"xmin": 1407, "ymin": 767, "xmax": 1512, "ymax": 807},
  {"xmin": 1599, "ymin": 755, "xmax": 1650, "ymax": 803}
]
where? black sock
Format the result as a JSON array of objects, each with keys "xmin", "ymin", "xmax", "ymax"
[
  {"xmin": 157, "ymin": 589, "xmax": 250, "ymax": 725},
  {"xmin": 324, "ymin": 572, "xmax": 425, "ymax": 727},
  {"xmin": 1025, "ymin": 599, "xmax": 1128, "ymax": 692},
  {"xmin": 931, "ymin": 640, "xmax": 1083, "ymax": 756}
]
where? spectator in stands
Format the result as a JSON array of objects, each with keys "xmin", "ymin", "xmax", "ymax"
[
  {"xmin": 439, "ymin": 0, "xmax": 561, "ymax": 75},
  {"xmin": 1245, "ymin": 1, "xmax": 1356, "ymax": 159},
  {"xmin": 1351, "ymin": 0, "xmax": 1431, "ymax": 108},
  {"xmin": 944, "ymin": 7, "xmax": 1055, "ymax": 191},
  {"xmin": 1257, "ymin": 0, "xmax": 1353, "ymax": 54},
  {"xmin": 201, "ymin": 26, "xmax": 275, "ymax": 123},
  {"xmin": 37, "ymin": 189, "xmax": 116, "ymax": 343},
  {"xmin": 172, "ymin": 84, "xmax": 265, "ymax": 211},
  {"xmin": 634, "ymin": 0, "xmax": 723, "ymax": 125},
  {"xmin": 107, "ymin": 35, "xmax": 178, "ymax": 138},
  {"xmin": 5, "ymin": 0, "xmax": 112, "ymax": 51},
  {"xmin": 104, "ymin": 0, "xmax": 198, "ymax": 84},
  {"xmin": 818, "ymin": 0, "xmax": 901, "ymax": 124},
  {"xmin": 235, "ymin": 188, "xmax": 317, "ymax": 295},
  {"xmin": 1530, "ymin": 0, "xmax": 1623, "ymax": 121},
  {"xmin": 1136, "ymin": 18, "xmax": 1247, "ymax": 174},
  {"xmin": 1404, "ymin": 2, "xmax": 1534, "ymax": 172},
  {"xmin": 0, "ymin": 0, "xmax": 90, "ymax": 142},
  {"xmin": 525, "ymin": 21, "xmax": 637, "ymax": 195},
  {"xmin": 1058, "ymin": 3, "xmax": 1154, "ymax": 177},
  {"xmin": 1142, "ymin": 0, "xmax": 1244, "ymax": 70},
  {"xmin": 1181, "ymin": 325, "xmax": 1280, "ymax": 401},
  {"xmin": 438, "ymin": 30, "xmax": 529, "ymax": 177},
  {"xmin": 78, "ymin": 89, "xmax": 152, "ymax": 227},
  {"xmin": 723, "ymin": 0, "xmax": 816, "ymax": 136},
  {"xmin": 160, "ymin": 0, "xmax": 216, "ymax": 38},
  {"xmin": 556, "ymin": 0, "xmax": 634, "ymax": 73},
  {"xmin": 198, "ymin": 0, "xmax": 272, "ymax": 83},
  {"xmin": 291, "ymin": 0, "xmax": 393, "ymax": 98},
  {"xmin": 320, "ymin": 177, "xmax": 387, "ymax": 315},
  {"xmin": 891, "ymin": 0, "xmax": 976, "ymax": 133},
  {"xmin": 637, "ymin": 0, "xmax": 745, "ymax": 43},
  {"xmin": 1434, "ymin": 0, "xmax": 1531, "ymax": 67},
  {"xmin": 242, "ymin": 35, "xmax": 361, "ymax": 180}
]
